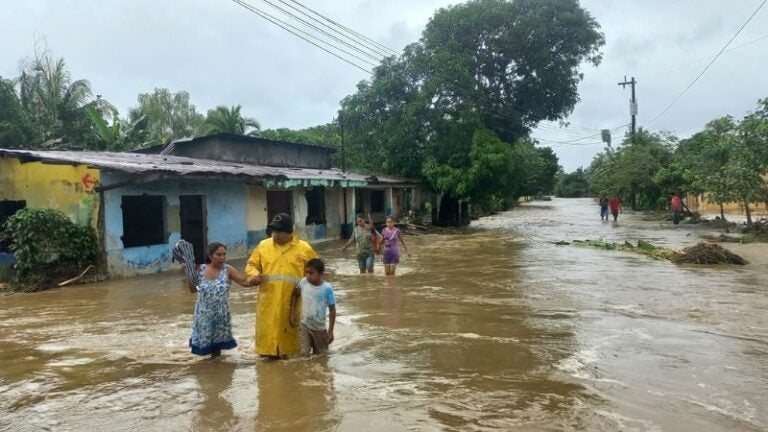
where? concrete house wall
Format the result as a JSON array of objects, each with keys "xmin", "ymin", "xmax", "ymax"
[
  {"xmin": 0, "ymin": 157, "xmax": 100, "ymax": 264},
  {"xmin": 0, "ymin": 157, "xmax": 100, "ymax": 228},
  {"xmin": 102, "ymin": 171, "xmax": 249, "ymax": 276},
  {"xmin": 169, "ymin": 135, "xmax": 334, "ymax": 169},
  {"xmin": 1, "ymin": 148, "xmax": 432, "ymax": 277}
]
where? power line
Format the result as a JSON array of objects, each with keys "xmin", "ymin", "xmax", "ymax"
[
  {"xmin": 284, "ymin": 0, "xmax": 399, "ymax": 57},
  {"xmin": 233, "ymin": 0, "xmax": 614, "ymax": 142},
  {"xmin": 642, "ymin": 32, "xmax": 768, "ymax": 80},
  {"xmin": 231, "ymin": 0, "xmax": 374, "ymax": 73},
  {"xmin": 277, "ymin": 0, "xmax": 395, "ymax": 59},
  {"xmin": 256, "ymin": 0, "xmax": 385, "ymax": 62},
  {"xmin": 445, "ymin": 90, "xmax": 622, "ymax": 144},
  {"xmin": 532, "ymin": 124, "xmax": 629, "ymax": 146},
  {"xmin": 646, "ymin": 0, "xmax": 767, "ymax": 126}
]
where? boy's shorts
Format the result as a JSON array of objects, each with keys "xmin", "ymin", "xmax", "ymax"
[{"xmin": 299, "ymin": 324, "xmax": 329, "ymax": 356}]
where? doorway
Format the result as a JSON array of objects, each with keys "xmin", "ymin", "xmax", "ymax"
[
  {"xmin": 267, "ymin": 191, "xmax": 293, "ymax": 222},
  {"xmin": 179, "ymin": 195, "xmax": 206, "ymax": 265}
]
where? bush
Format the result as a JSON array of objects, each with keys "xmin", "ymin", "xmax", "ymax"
[{"xmin": 1, "ymin": 208, "xmax": 97, "ymax": 290}]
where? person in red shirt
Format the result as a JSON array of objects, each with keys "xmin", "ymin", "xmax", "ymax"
[
  {"xmin": 670, "ymin": 192, "xmax": 684, "ymax": 225},
  {"xmin": 608, "ymin": 196, "xmax": 622, "ymax": 221}
]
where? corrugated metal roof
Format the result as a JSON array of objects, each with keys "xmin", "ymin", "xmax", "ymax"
[{"xmin": 0, "ymin": 148, "xmax": 420, "ymax": 187}]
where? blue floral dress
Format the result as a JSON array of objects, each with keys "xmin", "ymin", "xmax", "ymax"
[{"xmin": 189, "ymin": 264, "xmax": 237, "ymax": 356}]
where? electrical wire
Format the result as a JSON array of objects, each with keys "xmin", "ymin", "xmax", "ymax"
[
  {"xmin": 642, "ymin": 32, "xmax": 768, "ymax": 80},
  {"xmin": 255, "ymin": 0, "xmax": 385, "ymax": 62},
  {"xmin": 284, "ymin": 0, "xmax": 398, "ymax": 57},
  {"xmin": 233, "ymin": 0, "xmax": 613, "ymax": 142},
  {"xmin": 231, "ymin": 0, "xmax": 374, "ymax": 73},
  {"xmin": 532, "ymin": 124, "xmax": 629, "ymax": 147},
  {"xmin": 645, "ymin": 0, "xmax": 767, "ymax": 126}
]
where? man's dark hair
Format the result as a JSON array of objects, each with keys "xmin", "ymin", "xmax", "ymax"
[{"xmin": 305, "ymin": 258, "xmax": 325, "ymax": 273}]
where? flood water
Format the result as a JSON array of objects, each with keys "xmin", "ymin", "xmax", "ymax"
[{"xmin": 1, "ymin": 198, "xmax": 767, "ymax": 431}]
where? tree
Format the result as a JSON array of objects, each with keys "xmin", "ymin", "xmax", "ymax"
[
  {"xmin": 85, "ymin": 106, "xmax": 148, "ymax": 151},
  {"xmin": 419, "ymin": 0, "xmax": 604, "ymax": 142},
  {"xmin": 17, "ymin": 52, "xmax": 99, "ymax": 148},
  {"xmin": 424, "ymin": 127, "xmax": 520, "ymax": 211},
  {"xmin": 554, "ymin": 167, "xmax": 590, "ymax": 197},
  {"xmin": 517, "ymin": 145, "xmax": 560, "ymax": 196},
  {"xmin": 668, "ymin": 117, "xmax": 737, "ymax": 219},
  {"xmin": 200, "ymin": 105, "xmax": 260, "ymax": 136},
  {"xmin": 0, "ymin": 76, "xmax": 41, "ymax": 148},
  {"xmin": 730, "ymin": 106, "xmax": 768, "ymax": 225},
  {"xmin": 127, "ymin": 88, "xmax": 204, "ymax": 147},
  {"xmin": 587, "ymin": 129, "xmax": 674, "ymax": 210},
  {"xmin": 339, "ymin": 0, "xmax": 604, "ymax": 222},
  {"xmin": 260, "ymin": 123, "xmax": 343, "ymax": 167}
]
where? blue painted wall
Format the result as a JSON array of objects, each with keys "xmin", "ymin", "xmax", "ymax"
[{"xmin": 102, "ymin": 172, "xmax": 248, "ymax": 276}]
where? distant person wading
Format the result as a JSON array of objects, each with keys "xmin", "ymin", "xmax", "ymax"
[
  {"xmin": 670, "ymin": 192, "xmax": 684, "ymax": 225},
  {"xmin": 608, "ymin": 195, "xmax": 622, "ymax": 222},
  {"xmin": 341, "ymin": 214, "xmax": 379, "ymax": 274}
]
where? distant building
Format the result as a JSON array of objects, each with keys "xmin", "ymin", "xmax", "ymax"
[{"xmin": 0, "ymin": 135, "xmax": 430, "ymax": 277}]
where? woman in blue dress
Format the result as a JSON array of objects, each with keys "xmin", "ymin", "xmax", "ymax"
[{"xmin": 189, "ymin": 242, "xmax": 257, "ymax": 358}]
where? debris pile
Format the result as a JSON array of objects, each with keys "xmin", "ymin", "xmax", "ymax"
[
  {"xmin": 555, "ymin": 239, "xmax": 748, "ymax": 265},
  {"xmin": 742, "ymin": 220, "xmax": 768, "ymax": 242},
  {"xmin": 672, "ymin": 243, "xmax": 748, "ymax": 265}
]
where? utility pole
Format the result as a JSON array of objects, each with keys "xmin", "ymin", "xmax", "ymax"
[
  {"xmin": 338, "ymin": 111, "xmax": 346, "ymax": 173},
  {"xmin": 338, "ymin": 111, "xmax": 349, "ymax": 238},
  {"xmin": 618, "ymin": 76, "xmax": 637, "ymax": 140}
]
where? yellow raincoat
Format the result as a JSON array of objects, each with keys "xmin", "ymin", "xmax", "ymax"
[{"xmin": 245, "ymin": 235, "xmax": 318, "ymax": 356}]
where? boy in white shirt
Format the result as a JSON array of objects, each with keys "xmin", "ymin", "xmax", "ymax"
[{"xmin": 290, "ymin": 258, "xmax": 336, "ymax": 356}]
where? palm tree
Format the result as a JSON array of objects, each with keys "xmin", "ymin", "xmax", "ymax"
[
  {"xmin": 200, "ymin": 105, "xmax": 260, "ymax": 136},
  {"xmin": 18, "ymin": 54, "xmax": 94, "ymax": 144}
]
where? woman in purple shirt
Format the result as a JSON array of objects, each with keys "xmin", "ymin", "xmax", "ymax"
[{"xmin": 381, "ymin": 216, "xmax": 411, "ymax": 276}]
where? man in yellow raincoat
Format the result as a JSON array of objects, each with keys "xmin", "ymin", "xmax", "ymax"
[{"xmin": 246, "ymin": 213, "xmax": 318, "ymax": 357}]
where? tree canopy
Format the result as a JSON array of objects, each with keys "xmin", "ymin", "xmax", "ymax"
[
  {"xmin": 570, "ymin": 98, "xmax": 768, "ymax": 224},
  {"xmin": 127, "ymin": 88, "xmax": 205, "ymax": 147},
  {"xmin": 339, "ymin": 0, "xmax": 603, "ymax": 216}
]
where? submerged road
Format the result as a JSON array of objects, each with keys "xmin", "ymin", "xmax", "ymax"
[{"xmin": 1, "ymin": 198, "xmax": 766, "ymax": 431}]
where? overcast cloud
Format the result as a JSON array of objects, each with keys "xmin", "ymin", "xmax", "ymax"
[{"xmin": 2, "ymin": 0, "xmax": 767, "ymax": 171}]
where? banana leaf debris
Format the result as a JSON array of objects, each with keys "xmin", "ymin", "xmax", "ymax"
[{"xmin": 553, "ymin": 239, "xmax": 747, "ymax": 265}]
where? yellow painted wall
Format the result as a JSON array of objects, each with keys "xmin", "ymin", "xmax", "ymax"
[
  {"xmin": 0, "ymin": 158, "xmax": 100, "ymax": 228},
  {"xmin": 687, "ymin": 194, "xmax": 767, "ymax": 216}
]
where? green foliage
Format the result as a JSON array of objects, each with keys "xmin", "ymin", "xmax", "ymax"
[
  {"xmin": 201, "ymin": 105, "xmax": 260, "ymax": 136},
  {"xmin": 586, "ymin": 98, "xmax": 768, "ymax": 223},
  {"xmin": 554, "ymin": 167, "xmax": 590, "ymax": 197},
  {"xmin": 339, "ymin": 0, "xmax": 602, "ymax": 211},
  {"xmin": 260, "ymin": 124, "xmax": 340, "ymax": 146},
  {"xmin": 1, "ymin": 208, "xmax": 96, "ymax": 288},
  {"xmin": 85, "ymin": 105, "xmax": 149, "ymax": 151},
  {"xmin": 517, "ymin": 145, "xmax": 560, "ymax": 196},
  {"xmin": 260, "ymin": 123, "xmax": 344, "ymax": 166},
  {"xmin": 14, "ymin": 51, "xmax": 103, "ymax": 149},
  {"xmin": 0, "ymin": 76, "xmax": 42, "ymax": 148},
  {"xmin": 587, "ymin": 129, "xmax": 675, "ymax": 210},
  {"xmin": 127, "ymin": 88, "xmax": 205, "ymax": 146},
  {"xmin": 86, "ymin": 106, "xmax": 122, "ymax": 150}
]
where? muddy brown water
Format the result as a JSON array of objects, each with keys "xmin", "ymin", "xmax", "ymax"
[{"xmin": 1, "ymin": 198, "xmax": 767, "ymax": 431}]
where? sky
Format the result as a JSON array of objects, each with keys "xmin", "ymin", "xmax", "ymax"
[{"xmin": 1, "ymin": 0, "xmax": 767, "ymax": 171}]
